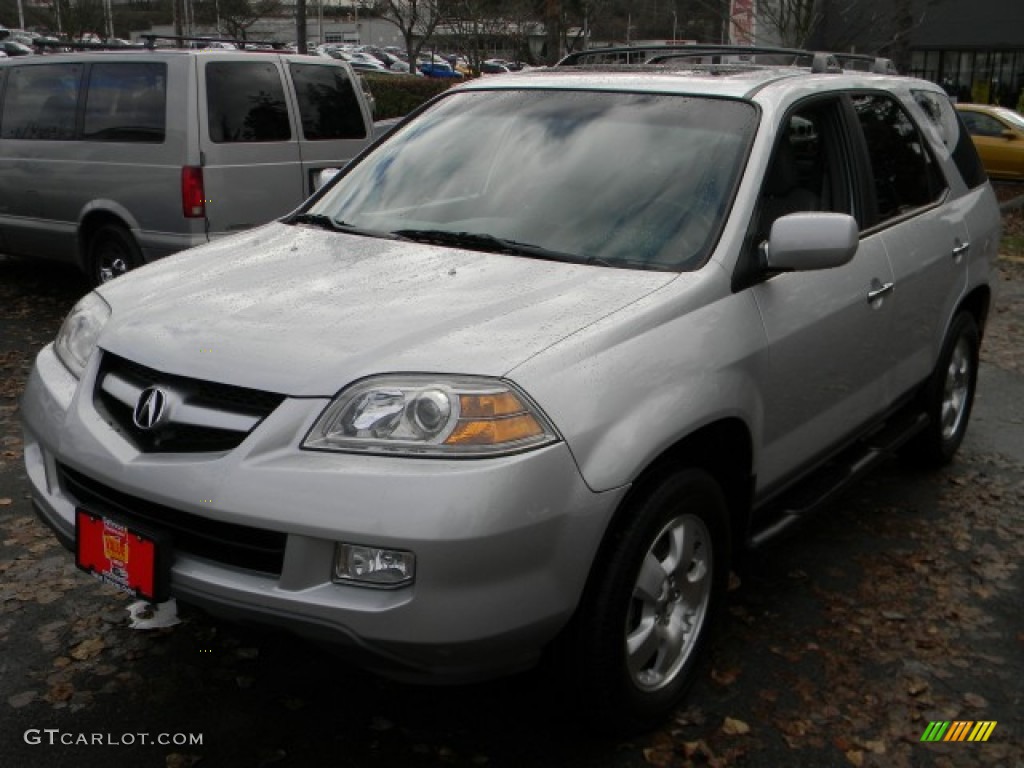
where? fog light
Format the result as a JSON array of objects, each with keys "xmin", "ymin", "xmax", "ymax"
[{"xmin": 333, "ymin": 543, "xmax": 415, "ymax": 587}]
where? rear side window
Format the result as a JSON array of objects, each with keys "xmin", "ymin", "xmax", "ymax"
[
  {"xmin": 851, "ymin": 93, "xmax": 946, "ymax": 225},
  {"xmin": 206, "ymin": 61, "xmax": 291, "ymax": 143},
  {"xmin": 960, "ymin": 111, "xmax": 1004, "ymax": 137},
  {"xmin": 911, "ymin": 89, "xmax": 987, "ymax": 190},
  {"xmin": 1, "ymin": 63, "xmax": 83, "ymax": 140},
  {"xmin": 289, "ymin": 62, "xmax": 367, "ymax": 140},
  {"xmin": 84, "ymin": 62, "xmax": 167, "ymax": 143}
]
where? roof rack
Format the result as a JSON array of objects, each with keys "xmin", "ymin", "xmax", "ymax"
[
  {"xmin": 557, "ymin": 44, "xmax": 896, "ymax": 75},
  {"xmin": 138, "ymin": 34, "xmax": 290, "ymax": 51}
]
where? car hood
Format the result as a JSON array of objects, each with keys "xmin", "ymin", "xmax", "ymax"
[{"xmin": 96, "ymin": 223, "xmax": 677, "ymax": 396}]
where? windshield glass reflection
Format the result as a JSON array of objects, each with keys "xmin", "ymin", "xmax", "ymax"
[{"xmin": 311, "ymin": 89, "xmax": 757, "ymax": 271}]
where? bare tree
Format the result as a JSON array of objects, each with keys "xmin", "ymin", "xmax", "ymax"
[
  {"xmin": 442, "ymin": 0, "xmax": 512, "ymax": 72},
  {"xmin": 751, "ymin": 0, "xmax": 821, "ymax": 47},
  {"xmin": 218, "ymin": 0, "xmax": 282, "ymax": 42},
  {"xmin": 374, "ymin": 0, "xmax": 447, "ymax": 73}
]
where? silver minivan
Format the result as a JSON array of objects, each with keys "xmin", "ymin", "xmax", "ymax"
[{"xmin": 0, "ymin": 49, "xmax": 375, "ymax": 284}]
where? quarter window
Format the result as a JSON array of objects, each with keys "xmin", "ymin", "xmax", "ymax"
[
  {"xmin": 83, "ymin": 62, "xmax": 167, "ymax": 143},
  {"xmin": 206, "ymin": 61, "xmax": 291, "ymax": 143},
  {"xmin": 289, "ymin": 63, "xmax": 367, "ymax": 140},
  {"xmin": 851, "ymin": 93, "xmax": 946, "ymax": 225},
  {"xmin": 0, "ymin": 63, "xmax": 83, "ymax": 140}
]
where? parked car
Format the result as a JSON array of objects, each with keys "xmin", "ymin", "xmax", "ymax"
[
  {"xmin": 418, "ymin": 59, "xmax": 463, "ymax": 78},
  {"xmin": 0, "ymin": 40, "xmax": 33, "ymax": 56},
  {"xmin": 955, "ymin": 103, "xmax": 1024, "ymax": 179},
  {"xmin": 22, "ymin": 46, "xmax": 1000, "ymax": 731},
  {"xmin": 0, "ymin": 47, "xmax": 377, "ymax": 285}
]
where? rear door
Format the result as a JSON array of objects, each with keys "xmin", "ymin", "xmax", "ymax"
[
  {"xmin": 285, "ymin": 59, "xmax": 373, "ymax": 199},
  {"xmin": 199, "ymin": 57, "xmax": 303, "ymax": 236},
  {"xmin": 847, "ymin": 91, "xmax": 969, "ymax": 401}
]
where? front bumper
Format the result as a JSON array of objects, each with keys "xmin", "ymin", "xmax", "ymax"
[{"xmin": 21, "ymin": 345, "xmax": 626, "ymax": 681}]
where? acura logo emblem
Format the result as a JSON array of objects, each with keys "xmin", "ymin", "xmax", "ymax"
[{"xmin": 133, "ymin": 387, "xmax": 168, "ymax": 430}]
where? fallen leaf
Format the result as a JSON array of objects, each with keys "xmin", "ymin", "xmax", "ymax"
[
  {"xmin": 711, "ymin": 667, "xmax": 740, "ymax": 686},
  {"xmin": 8, "ymin": 691, "xmax": 37, "ymax": 708},
  {"xmin": 69, "ymin": 636, "xmax": 105, "ymax": 661},
  {"xmin": 906, "ymin": 678, "xmax": 929, "ymax": 696},
  {"xmin": 964, "ymin": 692, "xmax": 987, "ymax": 708},
  {"xmin": 47, "ymin": 681, "xmax": 74, "ymax": 702},
  {"xmin": 845, "ymin": 749, "xmax": 864, "ymax": 766},
  {"xmin": 722, "ymin": 717, "xmax": 750, "ymax": 735},
  {"xmin": 642, "ymin": 747, "xmax": 673, "ymax": 767}
]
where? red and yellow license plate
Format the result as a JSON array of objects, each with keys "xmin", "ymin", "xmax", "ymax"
[{"xmin": 75, "ymin": 509, "xmax": 168, "ymax": 602}]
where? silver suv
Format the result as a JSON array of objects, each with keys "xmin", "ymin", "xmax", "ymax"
[{"xmin": 21, "ymin": 48, "xmax": 1001, "ymax": 729}]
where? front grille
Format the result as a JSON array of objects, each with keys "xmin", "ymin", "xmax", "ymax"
[
  {"xmin": 94, "ymin": 353, "xmax": 285, "ymax": 453},
  {"xmin": 60, "ymin": 464, "xmax": 287, "ymax": 575}
]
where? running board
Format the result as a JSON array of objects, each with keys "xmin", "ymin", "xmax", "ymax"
[{"xmin": 747, "ymin": 411, "xmax": 929, "ymax": 550}]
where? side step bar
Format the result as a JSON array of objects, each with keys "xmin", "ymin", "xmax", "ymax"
[{"xmin": 747, "ymin": 411, "xmax": 929, "ymax": 550}]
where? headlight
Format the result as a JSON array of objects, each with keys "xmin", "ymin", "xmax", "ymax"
[
  {"xmin": 54, "ymin": 292, "xmax": 111, "ymax": 378},
  {"xmin": 303, "ymin": 375, "xmax": 559, "ymax": 457}
]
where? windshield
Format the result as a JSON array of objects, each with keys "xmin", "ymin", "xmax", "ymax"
[{"xmin": 307, "ymin": 89, "xmax": 757, "ymax": 271}]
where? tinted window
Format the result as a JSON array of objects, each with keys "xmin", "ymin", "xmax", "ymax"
[
  {"xmin": 83, "ymin": 62, "xmax": 167, "ymax": 143},
  {"xmin": 206, "ymin": 61, "xmax": 290, "ymax": 143},
  {"xmin": 960, "ymin": 111, "xmax": 1004, "ymax": 137},
  {"xmin": 1, "ymin": 63, "xmax": 83, "ymax": 140},
  {"xmin": 289, "ymin": 62, "xmax": 366, "ymax": 140},
  {"xmin": 851, "ymin": 93, "xmax": 946, "ymax": 224},
  {"xmin": 911, "ymin": 89, "xmax": 986, "ymax": 190},
  {"xmin": 755, "ymin": 100, "xmax": 854, "ymax": 243}
]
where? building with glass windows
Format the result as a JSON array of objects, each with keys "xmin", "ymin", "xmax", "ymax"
[{"xmin": 908, "ymin": 0, "xmax": 1024, "ymax": 109}]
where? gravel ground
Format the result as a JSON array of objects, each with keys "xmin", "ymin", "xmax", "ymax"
[{"xmin": 1, "ymin": 201, "xmax": 1022, "ymax": 768}]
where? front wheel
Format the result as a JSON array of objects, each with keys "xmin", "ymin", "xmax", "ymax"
[
  {"xmin": 906, "ymin": 312, "xmax": 980, "ymax": 467},
  {"xmin": 567, "ymin": 469, "xmax": 729, "ymax": 732},
  {"xmin": 87, "ymin": 223, "xmax": 142, "ymax": 286}
]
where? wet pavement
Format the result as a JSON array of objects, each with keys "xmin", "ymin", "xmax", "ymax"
[{"xmin": 0, "ymin": 204, "xmax": 1022, "ymax": 768}]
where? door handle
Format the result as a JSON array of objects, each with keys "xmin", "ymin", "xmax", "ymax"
[
  {"xmin": 866, "ymin": 281, "xmax": 894, "ymax": 304},
  {"xmin": 952, "ymin": 241, "xmax": 970, "ymax": 263}
]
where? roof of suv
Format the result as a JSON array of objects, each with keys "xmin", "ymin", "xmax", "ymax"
[{"xmin": 459, "ymin": 64, "xmax": 918, "ymax": 101}]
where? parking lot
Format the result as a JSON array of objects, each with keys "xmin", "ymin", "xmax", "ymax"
[{"xmin": 1, "ymin": 201, "xmax": 1022, "ymax": 767}]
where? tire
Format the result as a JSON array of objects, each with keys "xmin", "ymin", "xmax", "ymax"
[
  {"xmin": 88, "ymin": 223, "xmax": 142, "ymax": 286},
  {"xmin": 907, "ymin": 312, "xmax": 980, "ymax": 467},
  {"xmin": 566, "ymin": 468, "xmax": 730, "ymax": 732}
]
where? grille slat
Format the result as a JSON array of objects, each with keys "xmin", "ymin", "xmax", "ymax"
[
  {"xmin": 94, "ymin": 353, "xmax": 285, "ymax": 453},
  {"xmin": 60, "ymin": 464, "xmax": 286, "ymax": 575}
]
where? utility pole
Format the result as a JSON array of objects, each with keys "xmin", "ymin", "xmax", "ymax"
[{"xmin": 297, "ymin": 0, "xmax": 307, "ymax": 51}]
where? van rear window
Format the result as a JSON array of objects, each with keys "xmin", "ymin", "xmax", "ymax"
[
  {"xmin": 206, "ymin": 61, "xmax": 291, "ymax": 143},
  {"xmin": 84, "ymin": 62, "xmax": 167, "ymax": 143},
  {"xmin": 289, "ymin": 62, "xmax": 367, "ymax": 140},
  {"xmin": 1, "ymin": 63, "xmax": 83, "ymax": 141}
]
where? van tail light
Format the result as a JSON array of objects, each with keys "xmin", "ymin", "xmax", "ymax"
[{"xmin": 181, "ymin": 166, "xmax": 206, "ymax": 218}]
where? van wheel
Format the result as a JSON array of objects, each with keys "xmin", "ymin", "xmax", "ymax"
[
  {"xmin": 906, "ymin": 312, "xmax": 980, "ymax": 467},
  {"xmin": 88, "ymin": 224, "xmax": 141, "ymax": 285},
  {"xmin": 567, "ymin": 469, "xmax": 729, "ymax": 732}
]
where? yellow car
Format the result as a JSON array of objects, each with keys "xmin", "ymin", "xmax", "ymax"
[{"xmin": 955, "ymin": 103, "xmax": 1024, "ymax": 179}]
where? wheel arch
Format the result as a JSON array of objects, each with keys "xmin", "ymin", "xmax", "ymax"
[
  {"xmin": 76, "ymin": 204, "xmax": 142, "ymax": 273},
  {"xmin": 955, "ymin": 284, "xmax": 992, "ymax": 338},
  {"xmin": 592, "ymin": 418, "xmax": 754, "ymax": 580}
]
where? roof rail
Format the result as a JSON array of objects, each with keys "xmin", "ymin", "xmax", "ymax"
[
  {"xmin": 33, "ymin": 39, "xmax": 141, "ymax": 51},
  {"xmin": 138, "ymin": 34, "xmax": 291, "ymax": 51},
  {"xmin": 557, "ymin": 44, "xmax": 894, "ymax": 75}
]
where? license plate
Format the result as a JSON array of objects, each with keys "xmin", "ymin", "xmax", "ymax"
[{"xmin": 75, "ymin": 509, "xmax": 170, "ymax": 602}]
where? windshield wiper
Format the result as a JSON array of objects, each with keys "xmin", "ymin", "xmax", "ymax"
[
  {"xmin": 291, "ymin": 213, "xmax": 406, "ymax": 241},
  {"xmin": 391, "ymin": 229, "xmax": 585, "ymax": 264}
]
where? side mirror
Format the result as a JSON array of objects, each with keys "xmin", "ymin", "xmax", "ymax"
[
  {"xmin": 762, "ymin": 212, "xmax": 859, "ymax": 272},
  {"xmin": 1001, "ymin": 129, "xmax": 1018, "ymax": 141}
]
